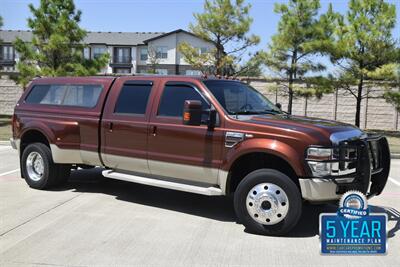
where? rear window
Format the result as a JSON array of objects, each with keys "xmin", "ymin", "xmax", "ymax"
[{"xmin": 25, "ymin": 84, "xmax": 103, "ymax": 108}]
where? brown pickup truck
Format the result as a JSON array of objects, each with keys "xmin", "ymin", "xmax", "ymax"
[{"xmin": 10, "ymin": 75, "xmax": 390, "ymax": 235}]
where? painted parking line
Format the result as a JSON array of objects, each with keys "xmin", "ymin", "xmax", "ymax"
[
  {"xmin": 0, "ymin": 168, "xmax": 20, "ymax": 177},
  {"xmin": 388, "ymin": 177, "xmax": 400, "ymax": 187}
]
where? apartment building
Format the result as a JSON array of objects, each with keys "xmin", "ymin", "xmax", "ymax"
[{"xmin": 0, "ymin": 29, "xmax": 215, "ymax": 75}]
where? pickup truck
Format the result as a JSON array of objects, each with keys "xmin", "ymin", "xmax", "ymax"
[{"xmin": 10, "ymin": 75, "xmax": 390, "ymax": 235}]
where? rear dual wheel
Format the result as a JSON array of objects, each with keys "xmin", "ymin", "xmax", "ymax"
[
  {"xmin": 234, "ymin": 169, "xmax": 302, "ymax": 236},
  {"xmin": 21, "ymin": 143, "xmax": 71, "ymax": 189}
]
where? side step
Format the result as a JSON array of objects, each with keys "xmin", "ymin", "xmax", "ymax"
[{"xmin": 102, "ymin": 170, "xmax": 223, "ymax": 196}]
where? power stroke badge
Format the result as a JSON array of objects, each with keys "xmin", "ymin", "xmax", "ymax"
[{"xmin": 320, "ymin": 191, "xmax": 387, "ymax": 255}]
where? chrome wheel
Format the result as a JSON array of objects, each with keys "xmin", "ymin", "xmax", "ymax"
[
  {"xmin": 246, "ymin": 183, "xmax": 289, "ymax": 225},
  {"xmin": 26, "ymin": 151, "xmax": 44, "ymax": 181}
]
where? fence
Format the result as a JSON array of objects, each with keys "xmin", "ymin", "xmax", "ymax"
[{"xmin": 0, "ymin": 76, "xmax": 398, "ymax": 130}]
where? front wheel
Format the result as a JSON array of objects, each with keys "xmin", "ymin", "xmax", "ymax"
[
  {"xmin": 234, "ymin": 169, "xmax": 302, "ymax": 236},
  {"xmin": 21, "ymin": 143, "xmax": 71, "ymax": 189}
]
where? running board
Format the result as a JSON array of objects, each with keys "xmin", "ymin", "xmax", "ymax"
[{"xmin": 102, "ymin": 170, "xmax": 223, "ymax": 196}]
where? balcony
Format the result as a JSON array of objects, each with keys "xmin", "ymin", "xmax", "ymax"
[{"xmin": 110, "ymin": 55, "xmax": 132, "ymax": 67}]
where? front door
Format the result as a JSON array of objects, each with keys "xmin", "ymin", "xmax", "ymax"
[
  {"xmin": 101, "ymin": 79, "xmax": 155, "ymax": 174},
  {"xmin": 147, "ymin": 81, "xmax": 224, "ymax": 185}
]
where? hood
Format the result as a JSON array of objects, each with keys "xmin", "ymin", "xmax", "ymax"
[{"xmin": 240, "ymin": 113, "xmax": 364, "ymax": 144}]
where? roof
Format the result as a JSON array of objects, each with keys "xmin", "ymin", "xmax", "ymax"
[
  {"xmin": 143, "ymin": 29, "xmax": 206, "ymax": 43},
  {"xmin": 0, "ymin": 30, "xmax": 165, "ymax": 45}
]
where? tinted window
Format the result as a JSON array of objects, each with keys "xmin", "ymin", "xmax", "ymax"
[
  {"xmin": 114, "ymin": 84, "xmax": 152, "ymax": 114},
  {"xmin": 63, "ymin": 85, "xmax": 102, "ymax": 107},
  {"xmin": 25, "ymin": 84, "xmax": 103, "ymax": 108},
  {"xmin": 158, "ymin": 85, "xmax": 209, "ymax": 117}
]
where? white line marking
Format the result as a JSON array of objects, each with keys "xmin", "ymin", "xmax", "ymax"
[
  {"xmin": 0, "ymin": 169, "xmax": 20, "ymax": 177},
  {"xmin": 389, "ymin": 177, "xmax": 400, "ymax": 187}
]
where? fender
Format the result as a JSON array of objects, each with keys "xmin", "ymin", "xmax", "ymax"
[
  {"xmin": 221, "ymin": 138, "xmax": 307, "ymax": 177},
  {"xmin": 20, "ymin": 121, "xmax": 55, "ymax": 146}
]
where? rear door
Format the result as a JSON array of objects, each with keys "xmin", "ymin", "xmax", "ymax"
[
  {"xmin": 101, "ymin": 79, "xmax": 156, "ymax": 173},
  {"xmin": 147, "ymin": 81, "xmax": 224, "ymax": 185}
]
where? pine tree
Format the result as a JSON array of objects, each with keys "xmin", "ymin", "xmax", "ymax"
[
  {"xmin": 14, "ymin": 0, "xmax": 109, "ymax": 88},
  {"xmin": 178, "ymin": 0, "xmax": 260, "ymax": 76},
  {"xmin": 264, "ymin": 0, "xmax": 338, "ymax": 114},
  {"xmin": 329, "ymin": 0, "xmax": 398, "ymax": 127}
]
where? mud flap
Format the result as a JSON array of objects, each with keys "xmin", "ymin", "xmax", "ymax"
[{"xmin": 368, "ymin": 137, "xmax": 390, "ymax": 198}]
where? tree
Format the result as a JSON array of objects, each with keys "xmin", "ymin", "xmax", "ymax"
[
  {"xmin": 0, "ymin": 16, "xmax": 3, "ymax": 43},
  {"xmin": 329, "ymin": 0, "xmax": 398, "ymax": 127},
  {"xmin": 146, "ymin": 46, "xmax": 160, "ymax": 74},
  {"xmin": 237, "ymin": 53, "xmax": 265, "ymax": 78},
  {"xmin": 14, "ymin": 0, "xmax": 109, "ymax": 88},
  {"xmin": 264, "ymin": 0, "xmax": 337, "ymax": 114},
  {"xmin": 178, "ymin": 0, "xmax": 260, "ymax": 76}
]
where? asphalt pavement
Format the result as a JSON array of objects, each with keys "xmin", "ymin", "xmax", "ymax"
[{"xmin": 0, "ymin": 144, "xmax": 399, "ymax": 266}]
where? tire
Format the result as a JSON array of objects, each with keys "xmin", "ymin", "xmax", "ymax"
[
  {"xmin": 234, "ymin": 169, "xmax": 302, "ymax": 236},
  {"xmin": 21, "ymin": 143, "xmax": 71, "ymax": 189}
]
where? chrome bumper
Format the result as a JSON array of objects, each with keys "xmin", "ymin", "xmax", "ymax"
[{"xmin": 299, "ymin": 178, "xmax": 341, "ymax": 202}]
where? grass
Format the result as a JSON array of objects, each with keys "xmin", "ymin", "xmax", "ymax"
[
  {"xmin": 0, "ymin": 115, "xmax": 398, "ymax": 153},
  {"xmin": 0, "ymin": 116, "xmax": 12, "ymax": 142}
]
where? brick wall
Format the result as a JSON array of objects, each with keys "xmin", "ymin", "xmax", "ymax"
[
  {"xmin": 0, "ymin": 76, "xmax": 23, "ymax": 116},
  {"xmin": 248, "ymin": 79, "xmax": 399, "ymax": 131},
  {"xmin": 0, "ymin": 76, "xmax": 398, "ymax": 130}
]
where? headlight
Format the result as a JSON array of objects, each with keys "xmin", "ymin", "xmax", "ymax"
[{"xmin": 305, "ymin": 147, "xmax": 357, "ymax": 182}]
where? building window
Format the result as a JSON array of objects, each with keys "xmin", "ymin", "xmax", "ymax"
[
  {"xmin": 93, "ymin": 46, "xmax": 107, "ymax": 59},
  {"xmin": 140, "ymin": 48, "xmax": 148, "ymax": 61},
  {"xmin": 1, "ymin": 45, "xmax": 14, "ymax": 61},
  {"xmin": 83, "ymin": 47, "xmax": 90, "ymax": 59},
  {"xmin": 113, "ymin": 47, "xmax": 131, "ymax": 63},
  {"xmin": 155, "ymin": 69, "xmax": 168, "ymax": 75},
  {"xmin": 185, "ymin": 70, "xmax": 202, "ymax": 76},
  {"xmin": 156, "ymin": 46, "xmax": 168, "ymax": 59},
  {"xmin": 113, "ymin": 67, "xmax": 131, "ymax": 74}
]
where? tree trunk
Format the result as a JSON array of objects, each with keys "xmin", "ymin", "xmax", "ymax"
[
  {"xmin": 288, "ymin": 74, "xmax": 294, "ymax": 114},
  {"xmin": 355, "ymin": 77, "xmax": 364, "ymax": 127}
]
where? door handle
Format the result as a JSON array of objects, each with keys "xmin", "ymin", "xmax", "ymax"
[
  {"xmin": 106, "ymin": 122, "xmax": 113, "ymax": 132},
  {"xmin": 151, "ymin": 125, "xmax": 157, "ymax": 136}
]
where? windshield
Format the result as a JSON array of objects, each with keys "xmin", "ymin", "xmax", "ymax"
[{"xmin": 203, "ymin": 80, "xmax": 282, "ymax": 115}]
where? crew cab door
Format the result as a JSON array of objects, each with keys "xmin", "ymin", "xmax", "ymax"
[
  {"xmin": 147, "ymin": 81, "xmax": 224, "ymax": 185},
  {"xmin": 101, "ymin": 79, "xmax": 156, "ymax": 173}
]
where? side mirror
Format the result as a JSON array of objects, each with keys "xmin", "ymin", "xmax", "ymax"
[
  {"xmin": 276, "ymin": 103, "xmax": 282, "ymax": 110},
  {"xmin": 183, "ymin": 100, "xmax": 202, "ymax": 126}
]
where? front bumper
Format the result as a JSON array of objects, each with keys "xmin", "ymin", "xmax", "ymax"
[{"xmin": 300, "ymin": 135, "xmax": 391, "ymax": 202}]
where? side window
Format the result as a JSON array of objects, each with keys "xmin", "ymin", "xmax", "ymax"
[
  {"xmin": 63, "ymin": 85, "xmax": 102, "ymax": 107},
  {"xmin": 25, "ymin": 84, "xmax": 103, "ymax": 108},
  {"xmin": 25, "ymin": 85, "xmax": 67, "ymax": 105},
  {"xmin": 114, "ymin": 84, "xmax": 152, "ymax": 115},
  {"xmin": 158, "ymin": 85, "xmax": 209, "ymax": 119}
]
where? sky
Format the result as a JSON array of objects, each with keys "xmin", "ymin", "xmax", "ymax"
[{"xmin": 0, "ymin": 0, "xmax": 399, "ymax": 72}]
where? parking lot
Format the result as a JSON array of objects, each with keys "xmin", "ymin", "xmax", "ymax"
[{"xmin": 0, "ymin": 144, "xmax": 399, "ymax": 266}]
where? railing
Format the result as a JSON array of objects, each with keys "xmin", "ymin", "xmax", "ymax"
[{"xmin": 113, "ymin": 55, "xmax": 131, "ymax": 64}]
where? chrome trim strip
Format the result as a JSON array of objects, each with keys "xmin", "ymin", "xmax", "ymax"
[
  {"xmin": 225, "ymin": 131, "xmax": 244, "ymax": 148},
  {"xmin": 299, "ymin": 178, "xmax": 341, "ymax": 201},
  {"xmin": 102, "ymin": 169, "xmax": 223, "ymax": 196}
]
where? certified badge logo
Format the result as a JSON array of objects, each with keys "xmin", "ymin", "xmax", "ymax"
[{"xmin": 320, "ymin": 191, "xmax": 387, "ymax": 255}]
